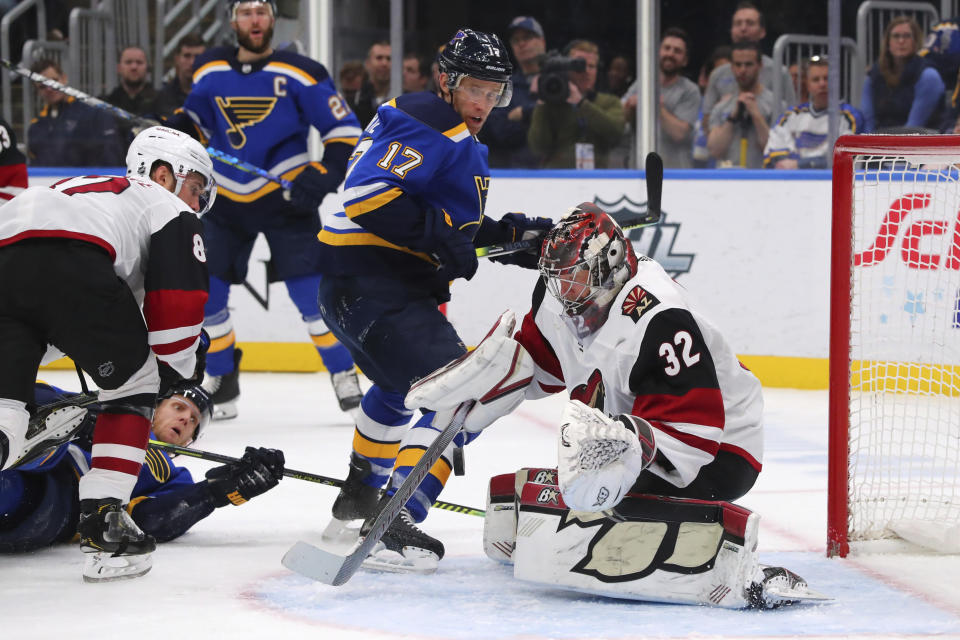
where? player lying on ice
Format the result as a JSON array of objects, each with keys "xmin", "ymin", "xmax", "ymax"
[
  {"xmin": 0, "ymin": 380, "xmax": 284, "ymax": 581},
  {"xmin": 399, "ymin": 202, "xmax": 828, "ymax": 608}
]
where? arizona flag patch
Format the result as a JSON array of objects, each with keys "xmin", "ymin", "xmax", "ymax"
[{"xmin": 621, "ymin": 285, "xmax": 660, "ymax": 323}]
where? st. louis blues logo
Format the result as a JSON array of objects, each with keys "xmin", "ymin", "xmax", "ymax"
[
  {"xmin": 215, "ymin": 96, "xmax": 277, "ymax": 148},
  {"xmin": 594, "ymin": 194, "xmax": 694, "ymax": 278},
  {"xmin": 621, "ymin": 285, "xmax": 660, "ymax": 323}
]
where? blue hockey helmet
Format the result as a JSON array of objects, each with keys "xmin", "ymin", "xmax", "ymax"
[
  {"xmin": 227, "ymin": 0, "xmax": 276, "ymax": 20},
  {"xmin": 438, "ymin": 28, "xmax": 513, "ymax": 107}
]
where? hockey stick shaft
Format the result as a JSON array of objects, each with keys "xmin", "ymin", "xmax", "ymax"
[
  {"xmin": 477, "ymin": 152, "xmax": 665, "ymax": 259},
  {"xmin": 282, "ymin": 401, "xmax": 473, "ymax": 585},
  {"xmin": 1, "ymin": 58, "xmax": 292, "ymax": 190},
  {"xmin": 149, "ymin": 439, "xmax": 484, "ymax": 517}
]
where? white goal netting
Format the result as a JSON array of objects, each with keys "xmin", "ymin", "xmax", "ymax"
[{"xmin": 847, "ymin": 153, "xmax": 960, "ymax": 549}]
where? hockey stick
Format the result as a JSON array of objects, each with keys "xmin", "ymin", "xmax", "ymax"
[
  {"xmin": 476, "ymin": 151, "xmax": 665, "ymax": 259},
  {"xmin": 0, "ymin": 58, "xmax": 292, "ymax": 189},
  {"xmin": 149, "ymin": 439, "xmax": 484, "ymax": 517},
  {"xmin": 281, "ymin": 400, "xmax": 474, "ymax": 585}
]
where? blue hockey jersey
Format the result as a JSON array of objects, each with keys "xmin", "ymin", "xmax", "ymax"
[
  {"xmin": 182, "ymin": 46, "xmax": 362, "ymax": 202},
  {"xmin": 317, "ymin": 91, "xmax": 491, "ymax": 296}
]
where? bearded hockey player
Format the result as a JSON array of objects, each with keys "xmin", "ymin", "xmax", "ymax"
[
  {"xmin": 0, "ymin": 126, "xmax": 214, "ymax": 582},
  {"xmin": 405, "ymin": 202, "xmax": 828, "ymax": 608}
]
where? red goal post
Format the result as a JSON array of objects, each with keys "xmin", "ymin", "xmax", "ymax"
[{"xmin": 829, "ymin": 135, "xmax": 960, "ymax": 557}]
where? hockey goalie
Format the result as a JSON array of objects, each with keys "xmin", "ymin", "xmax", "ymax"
[{"xmin": 406, "ymin": 202, "xmax": 828, "ymax": 608}]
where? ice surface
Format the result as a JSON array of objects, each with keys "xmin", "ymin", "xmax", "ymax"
[{"xmin": 4, "ymin": 372, "xmax": 959, "ymax": 639}]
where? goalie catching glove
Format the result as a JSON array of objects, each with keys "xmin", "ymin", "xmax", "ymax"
[
  {"xmin": 204, "ymin": 446, "xmax": 285, "ymax": 507},
  {"xmin": 557, "ymin": 400, "xmax": 656, "ymax": 511},
  {"xmin": 405, "ymin": 310, "xmax": 534, "ymax": 445}
]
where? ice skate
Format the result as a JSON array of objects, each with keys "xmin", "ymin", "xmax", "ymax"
[
  {"xmin": 2, "ymin": 403, "xmax": 88, "ymax": 470},
  {"xmin": 322, "ymin": 454, "xmax": 381, "ymax": 545},
  {"xmin": 331, "ymin": 369, "xmax": 363, "ymax": 417},
  {"xmin": 203, "ymin": 348, "xmax": 241, "ymax": 420},
  {"xmin": 360, "ymin": 507, "xmax": 444, "ymax": 575},
  {"xmin": 78, "ymin": 498, "xmax": 156, "ymax": 583},
  {"xmin": 747, "ymin": 565, "xmax": 830, "ymax": 608}
]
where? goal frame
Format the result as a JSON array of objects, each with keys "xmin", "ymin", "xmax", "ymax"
[{"xmin": 828, "ymin": 134, "xmax": 960, "ymax": 558}]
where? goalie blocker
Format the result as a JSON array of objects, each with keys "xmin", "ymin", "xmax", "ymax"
[{"xmin": 483, "ymin": 469, "xmax": 830, "ymax": 609}]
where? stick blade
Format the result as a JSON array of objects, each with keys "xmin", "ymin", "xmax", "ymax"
[{"xmin": 282, "ymin": 540, "xmax": 350, "ymax": 585}]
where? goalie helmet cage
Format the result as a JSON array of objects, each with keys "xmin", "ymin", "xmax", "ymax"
[{"xmin": 828, "ymin": 134, "xmax": 960, "ymax": 558}]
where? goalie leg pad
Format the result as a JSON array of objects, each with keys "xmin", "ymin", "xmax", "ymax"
[
  {"xmin": 512, "ymin": 486, "xmax": 761, "ymax": 608},
  {"xmin": 484, "ymin": 468, "xmax": 561, "ymax": 564}
]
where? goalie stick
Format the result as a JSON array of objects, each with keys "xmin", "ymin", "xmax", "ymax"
[
  {"xmin": 281, "ymin": 401, "xmax": 474, "ymax": 585},
  {"xmin": 476, "ymin": 151, "xmax": 665, "ymax": 260},
  {"xmin": 149, "ymin": 439, "xmax": 484, "ymax": 517},
  {"xmin": 0, "ymin": 58, "xmax": 292, "ymax": 190}
]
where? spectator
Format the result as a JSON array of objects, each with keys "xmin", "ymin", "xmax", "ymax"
[
  {"xmin": 154, "ymin": 34, "xmax": 207, "ymax": 119},
  {"xmin": 353, "ymin": 40, "xmax": 391, "ymax": 128},
  {"xmin": 789, "ymin": 61, "xmax": 811, "ymax": 104},
  {"xmin": 701, "ymin": 2, "xmax": 794, "ymax": 133},
  {"xmin": 102, "ymin": 46, "xmax": 158, "ymax": 117},
  {"xmin": 707, "ymin": 42, "xmax": 775, "ymax": 169},
  {"xmin": 764, "ymin": 57, "xmax": 863, "ymax": 169},
  {"xmin": 605, "ymin": 55, "xmax": 633, "ymax": 97},
  {"xmin": 0, "ymin": 116, "xmax": 27, "ymax": 202},
  {"xmin": 862, "ymin": 16, "xmax": 944, "ymax": 133},
  {"xmin": 528, "ymin": 39, "xmax": 625, "ymax": 169},
  {"xmin": 26, "ymin": 58, "xmax": 125, "ymax": 167},
  {"xmin": 692, "ymin": 45, "xmax": 732, "ymax": 168},
  {"xmin": 401, "ymin": 52, "xmax": 430, "ymax": 93},
  {"xmin": 480, "ymin": 15, "xmax": 546, "ymax": 168},
  {"xmin": 338, "ymin": 59, "xmax": 366, "ymax": 109},
  {"xmin": 622, "ymin": 28, "xmax": 700, "ymax": 169}
]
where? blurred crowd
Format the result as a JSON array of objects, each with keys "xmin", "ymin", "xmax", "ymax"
[{"xmin": 7, "ymin": 1, "xmax": 960, "ymax": 173}]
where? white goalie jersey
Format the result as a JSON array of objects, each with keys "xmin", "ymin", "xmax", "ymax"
[{"xmin": 514, "ymin": 257, "xmax": 764, "ymax": 489}]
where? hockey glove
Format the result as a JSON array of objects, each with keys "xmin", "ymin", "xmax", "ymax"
[
  {"xmin": 284, "ymin": 165, "xmax": 339, "ymax": 215},
  {"xmin": 557, "ymin": 400, "xmax": 656, "ymax": 512},
  {"xmin": 488, "ymin": 213, "xmax": 554, "ymax": 269},
  {"xmin": 191, "ymin": 329, "xmax": 210, "ymax": 385},
  {"xmin": 157, "ymin": 361, "xmax": 184, "ymax": 399},
  {"xmin": 423, "ymin": 207, "xmax": 479, "ymax": 281},
  {"xmin": 204, "ymin": 446, "xmax": 285, "ymax": 507}
]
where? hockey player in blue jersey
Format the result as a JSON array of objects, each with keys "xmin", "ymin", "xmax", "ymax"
[
  {"xmin": 0, "ymin": 382, "xmax": 284, "ymax": 573},
  {"xmin": 171, "ymin": 0, "xmax": 365, "ymax": 420},
  {"xmin": 316, "ymin": 28, "xmax": 553, "ymax": 573}
]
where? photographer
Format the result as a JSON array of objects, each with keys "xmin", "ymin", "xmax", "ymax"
[
  {"xmin": 706, "ymin": 41, "xmax": 775, "ymax": 168},
  {"xmin": 527, "ymin": 39, "xmax": 625, "ymax": 169},
  {"xmin": 480, "ymin": 16, "xmax": 546, "ymax": 168}
]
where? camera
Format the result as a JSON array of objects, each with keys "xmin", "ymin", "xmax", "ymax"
[{"xmin": 537, "ymin": 51, "xmax": 587, "ymax": 105}]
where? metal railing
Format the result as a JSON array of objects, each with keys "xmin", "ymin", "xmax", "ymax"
[
  {"xmin": 156, "ymin": 0, "xmax": 230, "ymax": 87},
  {"xmin": 857, "ymin": 0, "xmax": 940, "ymax": 71},
  {"xmin": 1, "ymin": 0, "xmax": 47, "ymax": 129},
  {"xmin": 772, "ymin": 34, "xmax": 863, "ymax": 109},
  {"xmin": 69, "ymin": 7, "xmax": 116, "ymax": 97}
]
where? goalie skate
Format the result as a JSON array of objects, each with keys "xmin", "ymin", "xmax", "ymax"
[
  {"xmin": 360, "ymin": 508, "xmax": 444, "ymax": 575},
  {"xmin": 747, "ymin": 566, "xmax": 831, "ymax": 608}
]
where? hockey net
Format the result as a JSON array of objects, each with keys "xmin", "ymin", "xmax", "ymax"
[{"xmin": 829, "ymin": 135, "xmax": 960, "ymax": 557}]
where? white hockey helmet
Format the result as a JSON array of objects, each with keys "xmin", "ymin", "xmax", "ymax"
[{"xmin": 126, "ymin": 126, "xmax": 217, "ymax": 215}]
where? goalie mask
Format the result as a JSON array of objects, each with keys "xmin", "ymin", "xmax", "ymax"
[
  {"xmin": 126, "ymin": 126, "xmax": 217, "ymax": 216},
  {"xmin": 539, "ymin": 202, "xmax": 638, "ymax": 337},
  {"xmin": 438, "ymin": 28, "xmax": 514, "ymax": 107}
]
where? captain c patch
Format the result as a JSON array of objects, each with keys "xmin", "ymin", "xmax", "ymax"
[{"xmin": 621, "ymin": 285, "xmax": 660, "ymax": 323}]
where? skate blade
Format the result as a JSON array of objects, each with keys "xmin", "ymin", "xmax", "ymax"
[
  {"xmin": 211, "ymin": 402, "xmax": 238, "ymax": 421},
  {"xmin": 765, "ymin": 584, "xmax": 832, "ymax": 603},
  {"xmin": 360, "ymin": 546, "xmax": 439, "ymax": 575},
  {"xmin": 82, "ymin": 551, "xmax": 153, "ymax": 583},
  {"xmin": 321, "ymin": 518, "xmax": 362, "ymax": 547}
]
